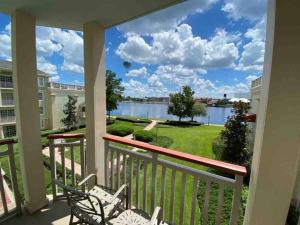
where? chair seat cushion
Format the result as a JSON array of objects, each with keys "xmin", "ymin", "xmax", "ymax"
[{"xmin": 108, "ymin": 209, "xmax": 151, "ymax": 225}]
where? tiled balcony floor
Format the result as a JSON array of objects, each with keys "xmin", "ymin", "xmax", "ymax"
[{"xmin": 5, "ymin": 200, "xmax": 70, "ymax": 225}]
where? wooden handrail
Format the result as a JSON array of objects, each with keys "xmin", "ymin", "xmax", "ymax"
[
  {"xmin": 47, "ymin": 133, "xmax": 85, "ymax": 139},
  {"xmin": 103, "ymin": 134, "xmax": 247, "ymax": 176},
  {"xmin": 0, "ymin": 139, "xmax": 16, "ymax": 145}
]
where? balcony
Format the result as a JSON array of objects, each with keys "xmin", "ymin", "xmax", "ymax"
[
  {"xmin": 250, "ymin": 77, "xmax": 262, "ymax": 89},
  {"xmin": 0, "ymin": 116, "xmax": 16, "ymax": 124},
  {"xmin": 0, "ymin": 82, "xmax": 13, "ymax": 89},
  {"xmin": 1, "ymin": 99, "xmax": 15, "ymax": 106},
  {"xmin": 2, "ymin": 133, "xmax": 246, "ymax": 225},
  {"xmin": 48, "ymin": 82, "xmax": 85, "ymax": 91}
]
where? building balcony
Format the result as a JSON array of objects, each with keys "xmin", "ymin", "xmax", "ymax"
[
  {"xmin": 1, "ymin": 133, "xmax": 246, "ymax": 225},
  {"xmin": 48, "ymin": 82, "xmax": 85, "ymax": 91},
  {"xmin": 0, "ymin": 82, "xmax": 13, "ymax": 89},
  {"xmin": 1, "ymin": 99, "xmax": 15, "ymax": 106},
  {"xmin": 251, "ymin": 77, "xmax": 262, "ymax": 89},
  {"xmin": 0, "ymin": 116, "xmax": 16, "ymax": 124}
]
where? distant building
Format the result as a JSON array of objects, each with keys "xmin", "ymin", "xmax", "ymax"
[{"xmin": 0, "ymin": 61, "xmax": 85, "ymax": 138}]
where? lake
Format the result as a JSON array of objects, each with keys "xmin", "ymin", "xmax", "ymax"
[{"xmin": 112, "ymin": 102, "xmax": 233, "ymax": 125}]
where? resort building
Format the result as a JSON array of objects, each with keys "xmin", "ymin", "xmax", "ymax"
[{"xmin": 0, "ymin": 60, "xmax": 85, "ymax": 138}]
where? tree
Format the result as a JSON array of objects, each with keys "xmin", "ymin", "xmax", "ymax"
[
  {"xmin": 191, "ymin": 102, "xmax": 207, "ymax": 121},
  {"xmin": 168, "ymin": 86, "xmax": 195, "ymax": 121},
  {"xmin": 220, "ymin": 101, "xmax": 251, "ymax": 166},
  {"xmin": 106, "ymin": 70, "xmax": 124, "ymax": 120},
  {"xmin": 61, "ymin": 95, "xmax": 78, "ymax": 130}
]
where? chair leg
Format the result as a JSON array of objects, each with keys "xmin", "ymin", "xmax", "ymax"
[{"xmin": 69, "ymin": 214, "xmax": 74, "ymax": 225}]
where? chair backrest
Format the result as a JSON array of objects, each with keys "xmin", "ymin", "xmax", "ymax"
[{"xmin": 54, "ymin": 180, "xmax": 106, "ymax": 224}]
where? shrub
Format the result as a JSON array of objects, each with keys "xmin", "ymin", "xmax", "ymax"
[
  {"xmin": 159, "ymin": 120, "xmax": 202, "ymax": 127},
  {"xmin": 116, "ymin": 116, "xmax": 151, "ymax": 124},
  {"xmin": 212, "ymin": 135, "xmax": 225, "ymax": 160},
  {"xmin": 133, "ymin": 130, "xmax": 155, "ymax": 143},
  {"xmin": 107, "ymin": 124, "xmax": 134, "ymax": 137}
]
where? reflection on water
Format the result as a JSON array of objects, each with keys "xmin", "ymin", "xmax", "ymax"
[{"xmin": 111, "ymin": 102, "xmax": 233, "ymax": 125}]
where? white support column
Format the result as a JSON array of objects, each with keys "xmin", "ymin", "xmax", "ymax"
[
  {"xmin": 48, "ymin": 93, "xmax": 57, "ymax": 130},
  {"xmin": 244, "ymin": 1, "xmax": 300, "ymax": 224},
  {"xmin": 83, "ymin": 22, "xmax": 106, "ymax": 185},
  {"xmin": 11, "ymin": 10, "xmax": 48, "ymax": 213}
]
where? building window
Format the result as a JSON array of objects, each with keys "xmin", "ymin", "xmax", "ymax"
[
  {"xmin": 38, "ymin": 92, "xmax": 44, "ymax": 100},
  {"xmin": 38, "ymin": 77, "xmax": 44, "ymax": 87},
  {"xmin": 0, "ymin": 75, "xmax": 13, "ymax": 88},
  {"xmin": 39, "ymin": 106, "xmax": 44, "ymax": 114},
  {"xmin": 3, "ymin": 125, "xmax": 16, "ymax": 137},
  {"xmin": 1, "ymin": 92, "xmax": 14, "ymax": 105}
]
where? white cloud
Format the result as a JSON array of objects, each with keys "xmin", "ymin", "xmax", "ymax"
[
  {"xmin": 125, "ymin": 67, "xmax": 149, "ymax": 78},
  {"xmin": 123, "ymin": 79, "xmax": 169, "ymax": 97},
  {"xmin": 36, "ymin": 38, "xmax": 62, "ymax": 56},
  {"xmin": 36, "ymin": 27, "xmax": 84, "ymax": 74},
  {"xmin": 0, "ymin": 24, "xmax": 11, "ymax": 60},
  {"xmin": 236, "ymin": 18, "xmax": 266, "ymax": 71},
  {"xmin": 117, "ymin": 24, "xmax": 239, "ymax": 71},
  {"xmin": 222, "ymin": 0, "xmax": 267, "ymax": 21},
  {"xmin": 148, "ymin": 75, "xmax": 163, "ymax": 87},
  {"xmin": 49, "ymin": 75, "xmax": 60, "ymax": 82},
  {"xmin": 118, "ymin": 0, "xmax": 217, "ymax": 35},
  {"xmin": 37, "ymin": 56, "xmax": 58, "ymax": 75}
]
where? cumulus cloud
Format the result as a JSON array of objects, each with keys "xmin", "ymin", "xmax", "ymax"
[
  {"xmin": 117, "ymin": 24, "xmax": 239, "ymax": 71},
  {"xmin": 123, "ymin": 79, "xmax": 169, "ymax": 97},
  {"xmin": 222, "ymin": 0, "xmax": 267, "ymax": 21},
  {"xmin": 125, "ymin": 67, "xmax": 149, "ymax": 78},
  {"xmin": 118, "ymin": 0, "xmax": 217, "ymax": 35},
  {"xmin": 0, "ymin": 24, "xmax": 11, "ymax": 60},
  {"xmin": 49, "ymin": 75, "xmax": 60, "ymax": 82},
  {"xmin": 36, "ymin": 27, "xmax": 84, "ymax": 74},
  {"xmin": 37, "ymin": 56, "xmax": 58, "ymax": 75},
  {"xmin": 236, "ymin": 18, "xmax": 266, "ymax": 71}
]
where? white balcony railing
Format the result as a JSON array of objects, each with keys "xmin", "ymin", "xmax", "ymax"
[
  {"xmin": 1, "ymin": 99, "xmax": 14, "ymax": 106},
  {"xmin": 47, "ymin": 133, "xmax": 246, "ymax": 225},
  {"xmin": 0, "ymin": 82, "xmax": 13, "ymax": 89},
  {"xmin": 48, "ymin": 82, "xmax": 84, "ymax": 91},
  {"xmin": 0, "ymin": 116, "xmax": 16, "ymax": 124},
  {"xmin": 0, "ymin": 139, "xmax": 21, "ymax": 223}
]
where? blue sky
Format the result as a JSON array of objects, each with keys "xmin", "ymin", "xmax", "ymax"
[{"xmin": 0, "ymin": 0, "xmax": 267, "ymax": 98}]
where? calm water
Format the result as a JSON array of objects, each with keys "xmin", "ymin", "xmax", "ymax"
[{"xmin": 112, "ymin": 102, "xmax": 233, "ymax": 125}]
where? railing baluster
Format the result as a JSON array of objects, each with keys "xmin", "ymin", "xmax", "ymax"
[
  {"xmin": 160, "ymin": 166, "xmax": 166, "ymax": 221},
  {"xmin": 104, "ymin": 141, "xmax": 109, "ymax": 186},
  {"xmin": 7, "ymin": 142, "xmax": 21, "ymax": 214},
  {"xmin": 61, "ymin": 146, "xmax": 66, "ymax": 185},
  {"xmin": 230, "ymin": 175, "xmax": 243, "ymax": 225},
  {"xmin": 0, "ymin": 168, "xmax": 8, "ymax": 214},
  {"xmin": 151, "ymin": 153, "xmax": 158, "ymax": 213},
  {"xmin": 70, "ymin": 145, "xmax": 75, "ymax": 186},
  {"xmin": 79, "ymin": 137, "xmax": 85, "ymax": 179},
  {"xmin": 143, "ymin": 162, "xmax": 148, "ymax": 212},
  {"xmin": 202, "ymin": 180, "xmax": 212, "ymax": 225},
  {"xmin": 215, "ymin": 184, "xmax": 225, "ymax": 225},
  {"xmin": 110, "ymin": 150, "xmax": 115, "ymax": 189},
  {"xmin": 136, "ymin": 159, "xmax": 141, "ymax": 209},
  {"xmin": 179, "ymin": 173, "xmax": 187, "ymax": 225},
  {"xmin": 190, "ymin": 176, "xmax": 198, "ymax": 225},
  {"xmin": 116, "ymin": 152, "xmax": 121, "ymax": 188},
  {"xmin": 49, "ymin": 139, "xmax": 57, "ymax": 199},
  {"xmin": 129, "ymin": 158, "xmax": 133, "ymax": 208},
  {"xmin": 169, "ymin": 169, "xmax": 176, "ymax": 223}
]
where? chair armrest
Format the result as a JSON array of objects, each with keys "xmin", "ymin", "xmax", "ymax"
[
  {"xmin": 109, "ymin": 184, "xmax": 127, "ymax": 203},
  {"xmin": 77, "ymin": 174, "xmax": 97, "ymax": 187},
  {"xmin": 148, "ymin": 207, "xmax": 161, "ymax": 225}
]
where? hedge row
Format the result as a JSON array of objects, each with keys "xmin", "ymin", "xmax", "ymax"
[
  {"xmin": 159, "ymin": 120, "xmax": 202, "ymax": 127},
  {"xmin": 107, "ymin": 124, "xmax": 134, "ymax": 137},
  {"xmin": 116, "ymin": 116, "xmax": 151, "ymax": 124}
]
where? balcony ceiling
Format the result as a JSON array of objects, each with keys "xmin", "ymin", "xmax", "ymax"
[{"xmin": 0, "ymin": 0, "xmax": 183, "ymax": 30}]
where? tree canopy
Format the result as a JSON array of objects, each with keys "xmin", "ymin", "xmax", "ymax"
[
  {"xmin": 61, "ymin": 95, "xmax": 78, "ymax": 129},
  {"xmin": 191, "ymin": 102, "xmax": 207, "ymax": 121},
  {"xmin": 106, "ymin": 70, "xmax": 124, "ymax": 120}
]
